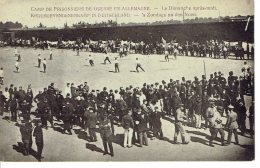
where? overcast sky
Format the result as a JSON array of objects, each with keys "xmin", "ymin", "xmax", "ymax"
[{"xmin": 0, "ymin": 0, "xmax": 254, "ymax": 27}]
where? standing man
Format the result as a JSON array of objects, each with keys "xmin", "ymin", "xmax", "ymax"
[
  {"xmin": 49, "ymin": 49, "xmax": 53, "ymax": 60},
  {"xmin": 33, "ymin": 120, "xmax": 44, "ymax": 161},
  {"xmin": 38, "ymin": 54, "xmax": 42, "ymax": 68},
  {"xmin": 42, "ymin": 58, "xmax": 47, "ymax": 73},
  {"xmin": 208, "ymin": 105, "xmax": 227, "ymax": 147},
  {"xmin": 173, "ymin": 104, "xmax": 189, "ymax": 144},
  {"xmin": 122, "ymin": 110, "xmax": 134, "ymax": 148},
  {"xmin": 15, "ymin": 60, "xmax": 20, "ymax": 73},
  {"xmin": 114, "ymin": 57, "xmax": 119, "ymax": 73},
  {"xmin": 0, "ymin": 67, "xmax": 4, "ymax": 85},
  {"xmin": 99, "ymin": 114, "xmax": 114, "ymax": 157},
  {"xmin": 86, "ymin": 108, "xmax": 97, "ymax": 142},
  {"xmin": 225, "ymin": 105, "xmax": 239, "ymax": 145},
  {"xmin": 135, "ymin": 58, "xmax": 145, "ymax": 73}
]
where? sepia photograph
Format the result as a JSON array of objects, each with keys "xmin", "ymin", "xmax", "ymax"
[{"xmin": 0, "ymin": 0, "xmax": 255, "ymax": 162}]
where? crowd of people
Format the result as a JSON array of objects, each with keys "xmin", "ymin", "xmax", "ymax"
[
  {"xmin": 0, "ymin": 37, "xmax": 254, "ymax": 60},
  {"xmin": 0, "ymin": 62, "xmax": 254, "ymax": 160}
]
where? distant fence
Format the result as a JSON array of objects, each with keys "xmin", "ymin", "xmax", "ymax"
[{"xmin": 1, "ymin": 21, "xmax": 254, "ymax": 43}]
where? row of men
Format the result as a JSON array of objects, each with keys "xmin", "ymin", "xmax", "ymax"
[{"xmin": 4, "ymin": 38, "xmax": 254, "ymax": 60}]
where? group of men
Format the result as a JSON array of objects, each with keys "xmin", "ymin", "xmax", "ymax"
[{"xmin": 0, "ymin": 63, "xmax": 254, "ymax": 160}]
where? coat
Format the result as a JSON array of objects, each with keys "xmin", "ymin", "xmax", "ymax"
[
  {"xmin": 226, "ymin": 111, "xmax": 238, "ymax": 129},
  {"xmin": 86, "ymin": 112, "xmax": 97, "ymax": 128}
]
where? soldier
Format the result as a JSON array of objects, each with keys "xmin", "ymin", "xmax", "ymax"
[
  {"xmin": 173, "ymin": 104, "xmax": 189, "ymax": 144},
  {"xmin": 225, "ymin": 105, "xmax": 239, "ymax": 145},
  {"xmin": 33, "ymin": 120, "xmax": 44, "ymax": 161},
  {"xmin": 9, "ymin": 97, "xmax": 18, "ymax": 121},
  {"xmin": 86, "ymin": 107, "xmax": 98, "ymax": 142},
  {"xmin": 248, "ymin": 101, "xmax": 254, "ymax": 138},
  {"xmin": 122, "ymin": 110, "xmax": 134, "ymax": 148},
  {"xmin": 150, "ymin": 106, "xmax": 164, "ymax": 140},
  {"xmin": 19, "ymin": 121, "xmax": 33, "ymax": 156},
  {"xmin": 208, "ymin": 103, "xmax": 227, "ymax": 147},
  {"xmin": 135, "ymin": 108, "xmax": 149, "ymax": 147},
  {"xmin": 237, "ymin": 101, "xmax": 247, "ymax": 135},
  {"xmin": 62, "ymin": 101, "xmax": 74, "ymax": 135},
  {"xmin": 99, "ymin": 114, "xmax": 114, "ymax": 157}
]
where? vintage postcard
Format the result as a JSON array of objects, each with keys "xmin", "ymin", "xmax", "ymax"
[{"xmin": 0, "ymin": 0, "xmax": 254, "ymax": 162}]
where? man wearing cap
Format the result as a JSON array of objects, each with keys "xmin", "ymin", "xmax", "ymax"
[
  {"xmin": 122, "ymin": 110, "xmax": 134, "ymax": 148},
  {"xmin": 208, "ymin": 102, "xmax": 227, "ymax": 147},
  {"xmin": 33, "ymin": 120, "xmax": 44, "ymax": 161},
  {"xmin": 173, "ymin": 104, "xmax": 189, "ymax": 144},
  {"xmin": 86, "ymin": 107, "xmax": 98, "ymax": 142},
  {"xmin": 237, "ymin": 101, "xmax": 247, "ymax": 135},
  {"xmin": 135, "ymin": 108, "xmax": 149, "ymax": 147},
  {"xmin": 225, "ymin": 105, "xmax": 239, "ymax": 145},
  {"xmin": 99, "ymin": 114, "xmax": 114, "ymax": 157}
]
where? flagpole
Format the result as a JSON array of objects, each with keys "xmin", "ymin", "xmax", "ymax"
[{"xmin": 203, "ymin": 60, "xmax": 207, "ymax": 79}]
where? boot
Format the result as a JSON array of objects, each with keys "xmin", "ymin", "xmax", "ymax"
[{"xmin": 181, "ymin": 136, "xmax": 189, "ymax": 144}]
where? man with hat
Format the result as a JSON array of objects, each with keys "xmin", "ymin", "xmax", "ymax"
[
  {"xmin": 33, "ymin": 120, "xmax": 44, "ymax": 161},
  {"xmin": 122, "ymin": 110, "xmax": 134, "ymax": 148},
  {"xmin": 135, "ymin": 108, "xmax": 149, "ymax": 147},
  {"xmin": 86, "ymin": 107, "xmax": 98, "ymax": 142},
  {"xmin": 99, "ymin": 113, "xmax": 114, "ymax": 157},
  {"xmin": 208, "ymin": 100, "xmax": 227, "ymax": 147},
  {"xmin": 173, "ymin": 103, "xmax": 189, "ymax": 144},
  {"xmin": 225, "ymin": 105, "xmax": 239, "ymax": 145}
]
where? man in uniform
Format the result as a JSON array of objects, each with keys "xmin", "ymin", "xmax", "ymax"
[
  {"xmin": 33, "ymin": 120, "xmax": 44, "ymax": 161},
  {"xmin": 225, "ymin": 105, "xmax": 239, "ymax": 145},
  {"xmin": 208, "ymin": 102, "xmax": 227, "ymax": 147},
  {"xmin": 135, "ymin": 58, "xmax": 145, "ymax": 72},
  {"xmin": 99, "ymin": 113, "xmax": 114, "ymax": 157},
  {"xmin": 173, "ymin": 104, "xmax": 189, "ymax": 144},
  {"xmin": 86, "ymin": 107, "xmax": 98, "ymax": 142}
]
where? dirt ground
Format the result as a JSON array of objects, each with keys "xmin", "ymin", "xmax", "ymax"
[{"xmin": 0, "ymin": 47, "xmax": 254, "ymax": 161}]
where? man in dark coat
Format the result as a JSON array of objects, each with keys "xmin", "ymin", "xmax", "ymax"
[
  {"xmin": 62, "ymin": 101, "xmax": 74, "ymax": 134},
  {"xmin": 135, "ymin": 109, "xmax": 149, "ymax": 147},
  {"xmin": 86, "ymin": 108, "xmax": 97, "ymax": 142},
  {"xmin": 99, "ymin": 114, "xmax": 114, "ymax": 157},
  {"xmin": 150, "ymin": 106, "xmax": 163, "ymax": 140},
  {"xmin": 33, "ymin": 120, "xmax": 44, "ymax": 161},
  {"xmin": 174, "ymin": 104, "xmax": 189, "ymax": 144},
  {"xmin": 20, "ymin": 121, "xmax": 33, "ymax": 155}
]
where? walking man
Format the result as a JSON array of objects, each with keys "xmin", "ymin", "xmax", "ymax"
[
  {"xmin": 165, "ymin": 50, "xmax": 169, "ymax": 62},
  {"xmin": 33, "ymin": 120, "xmax": 44, "ymax": 161},
  {"xmin": 135, "ymin": 58, "xmax": 145, "ymax": 72},
  {"xmin": 104, "ymin": 53, "xmax": 111, "ymax": 64},
  {"xmin": 173, "ymin": 104, "xmax": 189, "ymax": 144},
  {"xmin": 208, "ymin": 105, "xmax": 227, "ymax": 147},
  {"xmin": 225, "ymin": 105, "xmax": 239, "ymax": 145}
]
